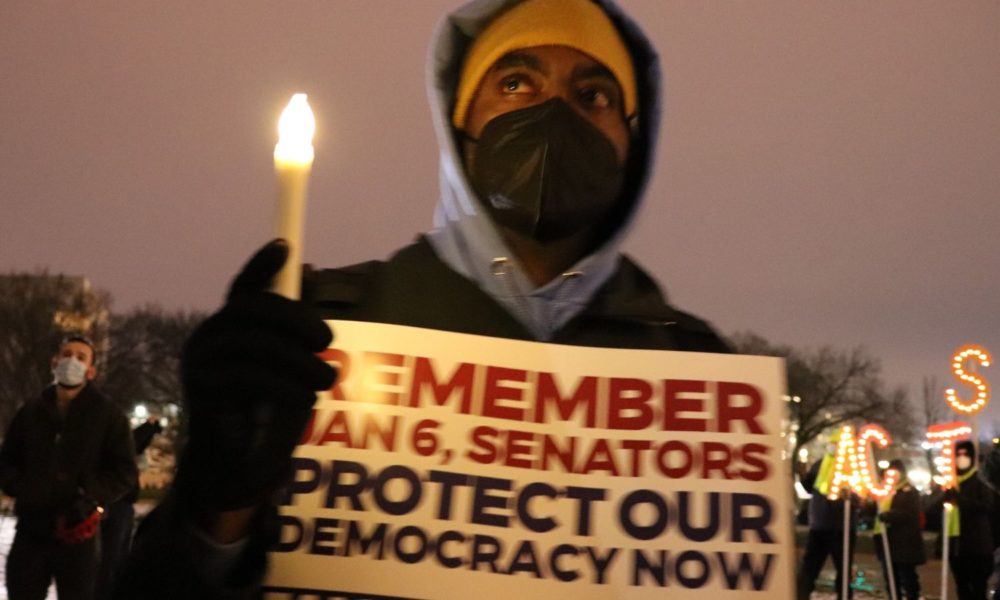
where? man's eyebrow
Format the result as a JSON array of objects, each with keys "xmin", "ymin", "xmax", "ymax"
[
  {"xmin": 489, "ymin": 51, "xmax": 547, "ymax": 76},
  {"xmin": 573, "ymin": 62, "xmax": 618, "ymax": 85}
]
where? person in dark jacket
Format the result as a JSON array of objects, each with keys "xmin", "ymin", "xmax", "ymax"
[
  {"xmin": 873, "ymin": 459, "xmax": 926, "ymax": 600},
  {"xmin": 933, "ymin": 440, "xmax": 994, "ymax": 600},
  {"xmin": 0, "ymin": 335, "xmax": 137, "ymax": 600},
  {"xmin": 95, "ymin": 416, "xmax": 163, "ymax": 600},
  {"xmin": 116, "ymin": 0, "xmax": 729, "ymax": 597},
  {"xmin": 797, "ymin": 449, "xmax": 858, "ymax": 600},
  {"xmin": 977, "ymin": 442, "xmax": 1000, "ymax": 599}
]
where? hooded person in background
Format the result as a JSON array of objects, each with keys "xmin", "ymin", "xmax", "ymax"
[
  {"xmin": 934, "ymin": 440, "xmax": 994, "ymax": 600},
  {"xmin": 797, "ymin": 439, "xmax": 858, "ymax": 600},
  {"xmin": 872, "ymin": 459, "xmax": 925, "ymax": 600},
  {"xmin": 0, "ymin": 335, "xmax": 137, "ymax": 600},
  {"xmin": 978, "ymin": 443, "xmax": 1000, "ymax": 599},
  {"xmin": 115, "ymin": 0, "xmax": 729, "ymax": 597},
  {"xmin": 95, "ymin": 415, "xmax": 164, "ymax": 600}
]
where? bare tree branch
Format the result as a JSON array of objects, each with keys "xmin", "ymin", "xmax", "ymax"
[
  {"xmin": 729, "ymin": 330, "xmax": 914, "ymax": 459},
  {"xmin": 100, "ymin": 305, "xmax": 206, "ymax": 416},
  {"xmin": 0, "ymin": 272, "xmax": 110, "ymax": 433}
]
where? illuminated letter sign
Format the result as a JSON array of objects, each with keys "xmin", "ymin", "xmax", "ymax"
[{"xmin": 945, "ymin": 345, "xmax": 991, "ymax": 415}]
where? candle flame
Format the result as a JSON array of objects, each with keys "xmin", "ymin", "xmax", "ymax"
[{"xmin": 274, "ymin": 93, "xmax": 315, "ymax": 167}]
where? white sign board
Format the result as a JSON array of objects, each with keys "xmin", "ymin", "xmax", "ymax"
[{"xmin": 264, "ymin": 321, "xmax": 793, "ymax": 599}]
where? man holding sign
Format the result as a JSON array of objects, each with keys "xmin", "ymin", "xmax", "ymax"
[
  {"xmin": 940, "ymin": 441, "xmax": 993, "ymax": 600},
  {"xmin": 116, "ymin": 0, "xmax": 759, "ymax": 598}
]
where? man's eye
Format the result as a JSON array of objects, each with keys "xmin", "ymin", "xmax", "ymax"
[
  {"xmin": 500, "ymin": 75, "xmax": 532, "ymax": 94},
  {"xmin": 579, "ymin": 87, "xmax": 613, "ymax": 109}
]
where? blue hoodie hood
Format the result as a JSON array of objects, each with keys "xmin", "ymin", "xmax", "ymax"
[{"xmin": 425, "ymin": 0, "xmax": 662, "ymax": 340}]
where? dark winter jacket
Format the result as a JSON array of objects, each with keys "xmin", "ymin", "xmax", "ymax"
[
  {"xmin": 306, "ymin": 237, "xmax": 730, "ymax": 353},
  {"xmin": 951, "ymin": 468, "xmax": 994, "ymax": 556},
  {"xmin": 877, "ymin": 479, "xmax": 927, "ymax": 565},
  {"xmin": 977, "ymin": 444, "xmax": 1000, "ymax": 548},
  {"xmin": 0, "ymin": 384, "xmax": 137, "ymax": 537},
  {"xmin": 927, "ymin": 466, "xmax": 995, "ymax": 557}
]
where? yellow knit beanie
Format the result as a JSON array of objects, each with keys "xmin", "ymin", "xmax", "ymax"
[{"xmin": 452, "ymin": 0, "xmax": 637, "ymax": 130}]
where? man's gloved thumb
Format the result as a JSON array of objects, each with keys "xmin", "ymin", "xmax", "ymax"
[{"xmin": 228, "ymin": 239, "xmax": 289, "ymax": 299}]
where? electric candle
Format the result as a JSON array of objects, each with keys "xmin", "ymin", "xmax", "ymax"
[{"xmin": 273, "ymin": 93, "xmax": 316, "ymax": 299}]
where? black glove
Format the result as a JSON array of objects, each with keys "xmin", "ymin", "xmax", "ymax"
[
  {"xmin": 56, "ymin": 496, "xmax": 102, "ymax": 544},
  {"xmin": 943, "ymin": 486, "xmax": 959, "ymax": 503},
  {"xmin": 175, "ymin": 240, "xmax": 337, "ymax": 512}
]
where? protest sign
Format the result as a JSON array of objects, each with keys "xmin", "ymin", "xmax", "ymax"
[{"xmin": 264, "ymin": 321, "xmax": 793, "ymax": 599}]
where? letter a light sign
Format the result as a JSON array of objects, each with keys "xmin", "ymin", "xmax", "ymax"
[{"xmin": 827, "ymin": 424, "xmax": 898, "ymax": 500}]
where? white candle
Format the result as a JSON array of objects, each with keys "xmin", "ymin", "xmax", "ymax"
[{"xmin": 273, "ymin": 93, "xmax": 316, "ymax": 299}]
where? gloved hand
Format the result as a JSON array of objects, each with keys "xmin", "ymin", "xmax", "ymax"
[
  {"xmin": 943, "ymin": 486, "xmax": 959, "ymax": 504},
  {"xmin": 56, "ymin": 496, "xmax": 102, "ymax": 544},
  {"xmin": 175, "ymin": 240, "xmax": 337, "ymax": 512}
]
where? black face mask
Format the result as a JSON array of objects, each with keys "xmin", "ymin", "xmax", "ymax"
[{"xmin": 467, "ymin": 98, "xmax": 625, "ymax": 242}]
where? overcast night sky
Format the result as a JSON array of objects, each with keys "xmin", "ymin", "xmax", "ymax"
[{"xmin": 1, "ymin": 2, "xmax": 998, "ymax": 426}]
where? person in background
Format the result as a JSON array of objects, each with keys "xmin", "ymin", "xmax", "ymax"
[
  {"xmin": 96, "ymin": 415, "xmax": 163, "ymax": 600},
  {"xmin": 872, "ymin": 459, "xmax": 925, "ymax": 600},
  {"xmin": 978, "ymin": 442, "xmax": 1000, "ymax": 599},
  {"xmin": 939, "ymin": 440, "xmax": 993, "ymax": 600},
  {"xmin": 797, "ymin": 440, "xmax": 857, "ymax": 600},
  {"xmin": 0, "ymin": 335, "xmax": 137, "ymax": 600}
]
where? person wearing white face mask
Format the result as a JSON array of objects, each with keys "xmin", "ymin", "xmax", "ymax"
[
  {"xmin": 0, "ymin": 335, "xmax": 137, "ymax": 600},
  {"xmin": 938, "ymin": 440, "xmax": 994, "ymax": 600}
]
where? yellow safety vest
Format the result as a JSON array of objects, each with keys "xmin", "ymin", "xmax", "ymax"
[
  {"xmin": 814, "ymin": 454, "xmax": 835, "ymax": 496},
  {"xmin": 873, "ymin": 477, "xmax": 907, "ymax": 536},
  {"xmin": 946, "ymin": 467, "xmax": 978, "ymax": 538}
]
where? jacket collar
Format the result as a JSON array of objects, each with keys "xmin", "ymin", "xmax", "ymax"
[{"xmin": 40, "ymin": 383, "xmax": 97, "ymax": 419}]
